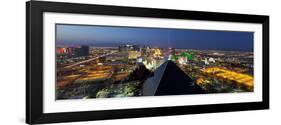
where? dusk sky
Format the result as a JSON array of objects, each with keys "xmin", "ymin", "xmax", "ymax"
[{"xmin": 56, "ymin": 24, "xmax": 254, "ymax": 51}]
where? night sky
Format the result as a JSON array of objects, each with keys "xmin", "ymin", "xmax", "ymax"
[{"xmin": 56, "ymin": 24, "xmax": 253, "ymax": 51}]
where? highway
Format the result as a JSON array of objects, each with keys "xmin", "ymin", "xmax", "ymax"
[{"xmin": 64, "ymin": 51, "xmax": 117, "ymax": 69}]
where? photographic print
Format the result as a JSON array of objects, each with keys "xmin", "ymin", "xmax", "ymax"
[
  {"xmin": 55, "ymin": 24, "xmax": 254, "ymax": 100},
  {"xmin": 26, "ymin": 1, "xmax": 269, "ymax": 123}
]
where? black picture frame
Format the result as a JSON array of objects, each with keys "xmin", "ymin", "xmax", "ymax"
[{"xmin": 26, "ymin": 1, "xmax": 269, "ymax": 124}]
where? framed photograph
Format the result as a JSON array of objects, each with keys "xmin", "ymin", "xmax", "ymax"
[{"xmin": 26, "ymin": 1, "xmax": 269, "ymax": 124}]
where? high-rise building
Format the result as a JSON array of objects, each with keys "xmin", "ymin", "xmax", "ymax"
[
  {"xmin": 56, "ymin": 47, "xmax": 66, "ymax": 54},
  {"xmin": 118, "ymin": 44, "xmax": 139, "ymax": 53},
  {"xmin": 73, "ymin": 45, "xmax": 89, "ymax": 57},
  {"xmin": 80, "ymin": 45, "xmax": 89, "ymax": 57}
]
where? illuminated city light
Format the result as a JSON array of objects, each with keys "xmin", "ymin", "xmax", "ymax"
[
  {"xmin": 152, "ymin": 48, "xmax": 162, "ymax": 58},
  {"xmin": 55, "ymin": 24, "xmax": 254, "ymax": 100},
  {"xmin": 128, "ymin": 51, "xmax": 141, "ymax": 59},
  {"xmin": 57, "ymin": 74, "xmax": 81, "ymax": 88},
  {"xmin": 202, "ymin": 67, "xmax": 253, "ymax": 91}
]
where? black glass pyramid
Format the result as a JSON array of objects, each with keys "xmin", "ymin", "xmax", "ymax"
[{"xmin": 142, "ymin": 60, "xmax": 205, "ymax": 96}]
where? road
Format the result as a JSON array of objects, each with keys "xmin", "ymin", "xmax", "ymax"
[{"xmin": 64, "ymin": 51, "xmax": 117, "ymax": 69}]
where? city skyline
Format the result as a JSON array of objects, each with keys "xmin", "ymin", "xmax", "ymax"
[
  {"xmin": 56, "ymin": 24, "xmax": 254, "ymax": 51},
  {"xmin": 56, "ymin": 24, "xmax": 254, "ymax": 100}
]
